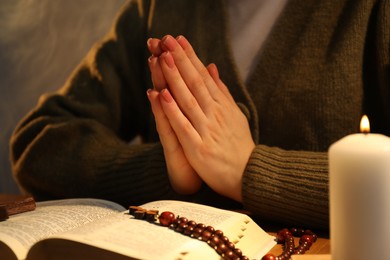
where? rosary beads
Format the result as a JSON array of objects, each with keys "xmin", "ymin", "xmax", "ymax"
[
  {"xmin": 261, "ymin": 228, "xmax": 317, "ymax": 260},
  {"xmin": 129, "ymin": 206, "xmax": 317, "ymax": 260}
]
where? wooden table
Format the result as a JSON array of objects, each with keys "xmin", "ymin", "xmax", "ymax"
[
  {"xmin": 243, "ymin": 213, "xmax": 331, "ymax": 257},
  {"xmin": 267, "ymin": 231, "xmax": 330, "ymax": 255}
]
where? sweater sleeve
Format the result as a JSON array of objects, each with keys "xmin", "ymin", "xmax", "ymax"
[
  {"xmin": 242, "ymin": 145, "xmax": 328, "ymax": 229},
  {"xmin": 241, "ymin": 0, "xmax": 390, "ymax": 230},
  {"xmin": 9, "ymin": 1, "xmax": 189, "ymax": 206}
]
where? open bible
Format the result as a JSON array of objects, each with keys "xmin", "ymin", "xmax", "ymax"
[{"xmin": 0, "ymin": 198, "xmax": 276, "ymax": 260}]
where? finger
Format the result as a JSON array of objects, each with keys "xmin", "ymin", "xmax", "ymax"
[
  {"xmin": 175, "ymin": 35, "xmax": 225, "ymax": 101},
  {"xmin": 148, "ymin": 55, "xmax": 167, "ymax": 91},
  {"xmin": 159, "ymin": 51, "xmax": 208, "ymax": 132},
  {"xmin": 158, "ymin": 88, "xmax": 202, "ymax": 152},
  {"xmin": 148, "ymin": 89, "xmax": 202, "ymax": 193},
  {"xmin": 147, "ymin": 38, "xmax": 163, "ymax": 56},
  {"xmin": 160, "ymin": 35, "xmax": 218, "ymax": 108},
  {"xmin": 207, "ymin": 63, "xmax": 235, "ymax": 104},
  {"xmin": 147, "ymin": 89, "xmax": 181, "ymax": 153}
]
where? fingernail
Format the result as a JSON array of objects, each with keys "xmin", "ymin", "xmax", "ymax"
[
  {"xmin": 149, "ymin": 55, "xmax": 159, "ymax": 66},
  {"xmin": 146, "ymin": 88, "xmax": 152, "ymax": 97},
  {"xmin": 176, "ymin": 35, "xmax": 189, "ymax": 49},
  {"xmin": 161, "ymin": 35, "xmax": 177, "ymax": 52},
  {"xmin": 209, "ymin": 63, "xmax": 219, "ymax": 77},
  {"xmin": 160, "ymin": 88, "xmax": 173, "ymax": 103},
  {"xmin": 161, "ymin": 52, "xmax": 175, "ymax": 69},
  {"xmin": 147, "ymin": 38, "xmax": 152, "ymax": 48}
]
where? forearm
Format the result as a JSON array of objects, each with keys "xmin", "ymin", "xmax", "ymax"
[
  {"xmin": 10, "ymin": 104, "xmax": 176, "ymax": 205},
  {"xmin": 242, "ymin": 144, "xmax": 329, "ymax": 229}
]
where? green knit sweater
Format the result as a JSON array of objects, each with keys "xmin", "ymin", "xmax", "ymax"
[{"xmin": 10, "ymin": 0, "xmax": 390, "ymax": 229}]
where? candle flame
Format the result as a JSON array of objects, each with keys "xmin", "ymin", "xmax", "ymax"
[{"xmin": 360, "ymin": 115, "xmax": 370, "ymax": 133}]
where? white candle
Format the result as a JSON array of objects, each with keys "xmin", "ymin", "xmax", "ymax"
[{"xmin": 329, "ymin": 115, "xmax": 390, "ymax": 259}]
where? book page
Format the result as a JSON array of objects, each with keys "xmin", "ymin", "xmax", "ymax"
[
  {"xmin": 52, "ymin": 210, "xmax": 199, "ymax": 259},
  {"xmin": 141, "ymin": 200, "xmax": 276, "ymax": 259},
  {"xmin": 0, "ymin": 198, "xmax": 124, "ymax": 260},
  {"xmin": 46, "ymin": 200, "xmax": 275, "ymax": 259}
]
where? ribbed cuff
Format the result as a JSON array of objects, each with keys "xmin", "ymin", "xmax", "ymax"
[{"xmin": 242, "ymin": 144, "xmax": 329, "ymax": 229}]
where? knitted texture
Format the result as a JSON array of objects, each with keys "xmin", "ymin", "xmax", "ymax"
[{"xmin": 10, "ymin": 0, "xmax": 389, "ymax": 229}]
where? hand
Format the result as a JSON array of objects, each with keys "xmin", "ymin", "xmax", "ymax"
[
  {"xmin": 153, "ymin": 35, "xmax": 255, "ymax": 201},
  {"xmin": 147, "ymin": 41, "xmax": 202, "ymax": 195},
  {"xmin": 147, "ymin": 38, "xmax": 166, "ymax": 91}
]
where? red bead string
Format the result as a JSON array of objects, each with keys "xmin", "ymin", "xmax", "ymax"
[
  {"xmin": 262, "ymin": 228, "xmax": 318, "ymax": 260},
  {"xmin": 129, "ymin": 206, "xmax": 317, "ymax": 260}
]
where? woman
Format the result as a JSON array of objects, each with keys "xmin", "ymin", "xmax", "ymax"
[{"xmin": 10, "ymin": 0, "xmax": 390, "ymax": 229}]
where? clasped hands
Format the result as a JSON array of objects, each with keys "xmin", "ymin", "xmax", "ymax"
[{"xmin": 146, "ymin": 35, "xmax": 255, "ymax": 202}]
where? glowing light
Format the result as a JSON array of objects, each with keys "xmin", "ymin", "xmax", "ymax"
[{"xmin": 360, "ymin": 115, "xmax": 370, "ymax": 134}]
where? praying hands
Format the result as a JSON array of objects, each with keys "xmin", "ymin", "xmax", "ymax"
[{"xmin": 146, "ymin": 35, "xmax": 255, "ymax": 201}]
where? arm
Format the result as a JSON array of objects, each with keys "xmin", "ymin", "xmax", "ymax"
[
  {"xmin": 147, "ymin": 35, "xmax": 255, "ymax": 201},
  {"xmin": 9, "ymin": 1, "xmax": 180, "ymax": 206},
  {"xmin": 243, "ymin": 146, "xmax": 329, "ymax": 229},
  {"xmin": 147, "ymin": 35, "xmax": 329, "ymax": 229}
]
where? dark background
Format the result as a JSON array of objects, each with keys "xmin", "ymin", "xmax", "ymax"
[{"xmin": 0, "ymin": 0, "xmax": 126, "ymax": 194}]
